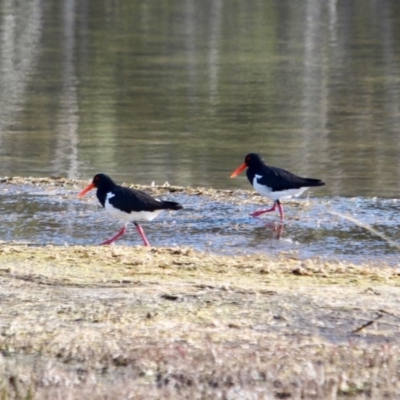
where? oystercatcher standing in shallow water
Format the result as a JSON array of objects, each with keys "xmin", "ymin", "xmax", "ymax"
[
  {"xmin": 230, "ymin": 153, "xmax": 325, "ymax": 221},
  {"xmin": 78, "ymin": 173, "xmax": 183, "ymax": 246}
]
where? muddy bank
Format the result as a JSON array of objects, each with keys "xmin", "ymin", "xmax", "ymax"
[
  {"xmin": 0, "ymin": 242, "xmax": 399, "ymax": 399},
  {"xmin": 0, "ymin": 177, "xmax": 400, "ymax": 398},
  {"xmin": 0, "ymin": 175, "xmax": 267, "ymax": 204}
]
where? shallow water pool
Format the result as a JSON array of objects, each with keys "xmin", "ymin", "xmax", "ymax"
[{"xmin": 0, "ymin": 181, "xmax": 399, "ymax": 266}]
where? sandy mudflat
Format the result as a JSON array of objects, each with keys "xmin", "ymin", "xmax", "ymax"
[
  {"xmin": 0, "ymin": 242, "xmax": 399, "ymax": 399},
  {"xmin": 0, "ymin": 177, "xmax": 399, "ymax": 399}
]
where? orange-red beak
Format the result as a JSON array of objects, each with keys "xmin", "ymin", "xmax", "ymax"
[
  {"xmin": 230, "ymin": 163, "xmax": 247, "ymax": 178},
  {"xmin": 78, "ymin": 182, "xmax": 95, "ymax": 197}
]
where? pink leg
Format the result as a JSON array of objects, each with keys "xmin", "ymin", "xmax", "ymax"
[
  {"xmin": 250, "ymin": 201, "xmax": 285, "ymax": 221},
  {"xmin": 250, "ymin": 203, "xmax": 277, "ymax": 218},
  {"xmin": 100, "ymin": 225, "xmax": 127, "ymax": 245},
  {"xmin": 134, "ymin": 223, "xmax": 151, "ymax": 247},
  {"xmin": 276, "ymin": 202, "xmax": 284, "ymax": 221}
]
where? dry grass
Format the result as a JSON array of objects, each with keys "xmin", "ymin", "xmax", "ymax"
[{"xmin": 0, "ymin": 244, "xmax": 399, "ymax": 399}]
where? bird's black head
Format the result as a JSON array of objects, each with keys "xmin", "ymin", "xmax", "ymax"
[
  {"xmin": 243, "ymin": 153, "xmax": 265, "ymax": 168},
  {"xmin": 91, "ymin": 173, "xmax": 116, "ymax": 189},
  {"xmin": 231, "ymin": 153, "xmax": 266, "ymax": 178},
  {"xmin": 78, "ymin": 173, "xmax": 117, "ymax": 197}
]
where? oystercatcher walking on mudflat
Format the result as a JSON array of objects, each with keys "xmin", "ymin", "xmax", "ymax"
[
  {"xmin": 78, "ymin": 173, "xmax": 183, "ymax": 246},
  {"xmin": 230, "ymin": 153, "xmax": 325, "ymax": 221}
]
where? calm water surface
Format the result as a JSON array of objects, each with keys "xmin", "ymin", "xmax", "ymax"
[
  {"xmin": 0, "ymin": 1, "xmax": 400, "ymax": 260},
  {"xmin": 0, "ymin": 182, "xmax": 399, "ymax": 264}
]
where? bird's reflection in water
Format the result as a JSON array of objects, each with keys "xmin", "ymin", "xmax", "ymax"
[
  {"xmin": 266, "ymin": 221, "xmax": 284, "ymax": 240},
  {"xmin": 247, "ymin": 221, "xmax": 286, "ymax": 245}
]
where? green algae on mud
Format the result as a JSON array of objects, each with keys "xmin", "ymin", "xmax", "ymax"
[{"xmin": 0, "ymin": 243, "xmax": 400, "ymax": 398}]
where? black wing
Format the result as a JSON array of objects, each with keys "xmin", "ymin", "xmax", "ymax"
[
  {"xmin": 109, "ymin": 186, "xmax": 182, "ymax": 213},
  {"xmin": 252, "ymin": 165, "xmax": 325, "ymax": 192}
]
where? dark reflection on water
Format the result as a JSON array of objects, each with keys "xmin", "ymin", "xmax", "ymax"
[
  {"xmin": 0, "ymin": 1, "xmax": 399, "ymax": 198},
  {"xmin": 0, "ymin": 184, "xmax": 398, "ymax": 264}
]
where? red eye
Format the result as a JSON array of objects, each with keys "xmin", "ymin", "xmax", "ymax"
[
  {"xmin": 94, "ymin": 176, "xmax": 99, "ymax": 181},
  {"xmin": 246, "ymin": 156, "xmax": 250, "ymax": 161}
]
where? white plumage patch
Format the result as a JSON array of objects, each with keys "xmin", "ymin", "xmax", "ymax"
[
  {"xmin": 253, "ymin": 175, "xmax": 309, "ymax": 201},
  {"xmin": 104, "ymin": 192, "xmax": 163, "ymax": 222}
]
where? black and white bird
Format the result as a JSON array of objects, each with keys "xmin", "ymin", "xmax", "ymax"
[
  {"xmin": 230, "ymin": 153, "xmax": 325, "ymax": 220},
  {"xmin": 78, "ymin": 173, "xmax": 183, "ymax": 246}
]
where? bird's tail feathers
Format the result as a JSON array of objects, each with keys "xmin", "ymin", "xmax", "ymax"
[
  {"xmin": 304, "ymin": 178, "xmax": 325, "ymax": 187},
  {"xmin": 162, "ymin": 201, "xmax": 183, "ymax": 210}
]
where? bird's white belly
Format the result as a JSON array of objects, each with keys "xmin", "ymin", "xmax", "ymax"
[
  {"xmin": 105, "ymin": 199, "xmax": 163, "ymax": 222},
  {"xmin": 253, "ymin": 176, "xmax": 309, "ymax": 201}
]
